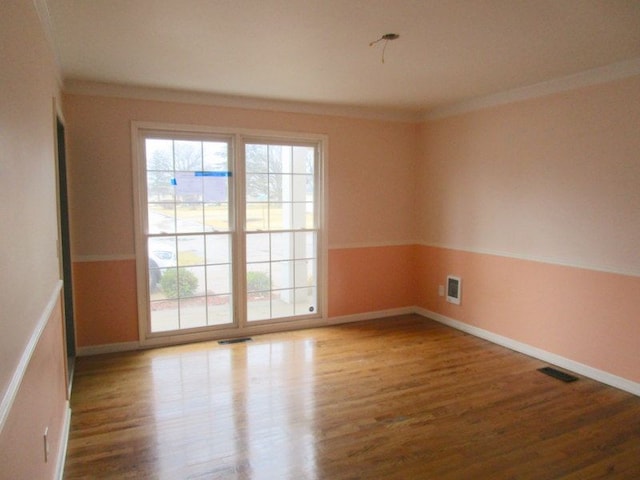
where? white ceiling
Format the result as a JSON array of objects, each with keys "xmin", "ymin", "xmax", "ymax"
[{"xmin": 45, "ymin": 0, "xmax": 640, "ymax": 116}]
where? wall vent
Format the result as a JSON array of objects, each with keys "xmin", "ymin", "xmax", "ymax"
[
  {"xmin": 218, "ymin": 337, "xmax": 252, "ymax": 345},
  {"xmin": 538, "ymin": 367, "xmax": 578, "ymax": 383}
]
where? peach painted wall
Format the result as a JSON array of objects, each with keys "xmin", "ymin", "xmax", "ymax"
[
  {"xmin": 64, "ymin": 93, "xmax": 418, "ymax": 346},
  {"xmin": 72, "ymin": 260, "xmax": 139, "ymax": 346},
  {"xmin": 1, "ymin": 1, "xmax": 70, "ymax": 478},
  {"xmin": 417, "ymin": 76, "xmax": 640, "ymax": 383},
  {"xmin": 416, "ymin": 246, "xmax": 640, "ymax": 382},
  {"xmin": 329, "ymin": 245, "xmax": 418, "ymax": 317},
  {"xmin": 0, "ymin": 295, "xmax": 68, "ymax": 480}
]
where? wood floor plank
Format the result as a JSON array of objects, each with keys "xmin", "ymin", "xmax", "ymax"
[{"xmin": 64, "ymin": 315, "xmax": 640, "ymax": 479}]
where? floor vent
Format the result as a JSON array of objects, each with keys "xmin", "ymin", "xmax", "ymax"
[
  {"xmin": 218, "ymin": 337, "xmax": 253, "ymax": 345},
  {"xmin": 538, "ymin": 367, "xmax": 578, "ymax": 383}
]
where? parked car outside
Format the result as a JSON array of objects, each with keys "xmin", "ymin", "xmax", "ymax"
[{"xmin": 148, "ymin": 246, "xmax": 176, "ymax": 290}]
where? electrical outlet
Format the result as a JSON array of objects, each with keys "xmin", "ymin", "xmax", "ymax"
[
  {"xmin": 43, "ymin": 427, "xmax": 49, "ymax": 463},
  {"xmin": 438, "ymin": 285, "xmax": 445, "ymax": 297}
]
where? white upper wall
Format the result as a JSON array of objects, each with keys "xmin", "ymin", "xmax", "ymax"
[
  {"xmin": 0, "ymin": 0, "xmax": 62, "ymax": 413},
  {"xmin": 418, "ymin": 74, "xmax": 640, "ymax": 276}
]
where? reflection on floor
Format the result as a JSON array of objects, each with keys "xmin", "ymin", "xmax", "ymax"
[{"xmin": 64, "ymin": 315, "xmax": 640, "ymax": 479}]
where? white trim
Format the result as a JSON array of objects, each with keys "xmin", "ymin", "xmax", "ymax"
[
  {"xmin": 415, "ymin": 307, "xmax": 640, "ymax": 397},
  {"xmin": 328, "ymin": 240, "xmax": 419, "ymax": 250},
  {"xmin": 418, "ymin": 242, "xmax": 640, "ymax": 278},
  {"xmin": 72, "ymin": 254, "xmax": 136, "ymax": 263},
  {"xmin": 132, "ymin": 121, "xmax": 330, "ymax": 142},
  {"xmin": 55, "ymin": 403, "xmax": 71, "ymax": 480},
  {"xmin": 76, "ymin": 341, "xmax": 140, "ymax": 357},
  {"xmin": 424, "ymin": 57, "xmax": 640, "ymax": 120},
  {"xmin": 69, "ymin": 241, "xmax": 640, "ymax": 277},
  {"xmin": 64, "ymin": 80, "xmax": 421, "ymax": 123},
  {"xmin": 328, "ymin": 307, "xmax": 414, "ymax": 325},
  {"xmin": 0, "ymin": 281, "xmax": 63, "ymax": 433}
]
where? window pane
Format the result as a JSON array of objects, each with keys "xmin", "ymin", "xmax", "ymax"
[
  {"xmin": 292, "ymin": 146, "xmax": 313, "ymax": 174},
  {"xmin": 176, "ymin": 204, "xmax": 204, "ymax": 233},
  {"xmin": 146, "ymin": 139, "xmax": 173, "ymax": 170},
  {"xmin": 207, "ymin": 265, "xmax": 231, "ymax": 295},
  {"xmin": 208, "ymin": 295, "xmax": 232, "ymax": 325},
  {"xmin": 247, "ymin": 295, "xmax": 270, "ymax": 322},
  {"xmin": 269, "ymin": 174, "xmax": 288, "ymax": 202},
  {"xmin": 178, "ymin": 266, "xmax": 204, "ymax": 298},
  {"xmin": 174, "ymin": 172, "xmax": 203, "ymax": 203},
  {"xmin": 294, "ymin": 259, "xmax": 315, "ymax": 288},
  {"xmin": 178, "ymin": 235, "xmax": 204, "ymax": 266},
  {"xmin": 147, "ymin": 171, "xmax": 175, "ymax": 202},
  {"xmin": 206, "ymin": 234, "xmax": 230, "ymax": 265},
  {"xmin": 293, "ymin": 175, "xmax": 312, "ymax": 202},
  {"xmin": 294, "ymin": 231, "xmax": 316, "ymax": 259},
  {"xmin": 148, "ymin": 203, "xmax": 176, "ymax": 234},
  {"xmin": 271, "ymin": 289, "xmax": 295, "ymax": 319},
  {"xmin": 269, "ymin": 145, "xmax": 289, "ymax": 174},
  {"xmin": 247, "ymin": 174, "xmax": 269, "ymax": 202},
  {"xmin": 205, "ymin": 203, "xmax": 229, "ymax": 232},
  {"xmin": 179, "ymin": 297, "xmax": 207, "ymax": 329},
  {"xmin": 293, "ymin": 203, "xmax": 312, "ymax": 229},
  {"xmin": 271, "ymin": 261, "xmax": 294, "ymax": 290},
  {"xmin": 150, "ymin": 299, "xmax": 179, "ymax": 332},
  {"xmin": 295, "ymin": 287, "xmax": 317, "ymax": 315},
  {"xmin": 245, "ymin": 144, "xmax": 268, "ymax": 173},
  {"xmin": 174, "ymin": 140, "xmax": 202, "ymax": 171},
  {"xmin": 246, "ymin": 233, "xmax": 270, "ymax": 262},
  {"xmin": 203, "ymin": 174, "xmax": 229, "ymax": 204},
  {"xmin": 270, "ymin": 232, "xmax": 293, "ymax": 261},
  {"xmin": 149, "ymin": 237, "xmax": 177, "ymax": 269},
  {"xmin": 247, "ymin": 263, "xmax": 271, "ymax": 293},
  {"xmin": 203, "ymin": 141, "xmax": 228, "ymax": 171},
  {"xmin": 269, "ymin": 203, "xmax": 286, "ymax": 230},
  {"xmin": 246, "ymin": 202, "xmax": 269, "ymax": 231}
]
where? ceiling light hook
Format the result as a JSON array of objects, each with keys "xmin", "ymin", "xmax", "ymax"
[{"xmin": 369, "ymin": 33, "xmax": 399, "ymax": 64}]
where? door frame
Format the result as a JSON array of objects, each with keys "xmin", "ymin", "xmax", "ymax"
[{"xmin": 53, "ymin": 100, "xmax": 76, "ymax": 396}]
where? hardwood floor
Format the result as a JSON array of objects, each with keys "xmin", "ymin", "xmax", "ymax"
[{"xmin": 63, "ymin": 315, "xmax": 640, "ymax": 479}]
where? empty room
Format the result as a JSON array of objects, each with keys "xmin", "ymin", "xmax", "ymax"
[{"xmin": 1, "ymin": 1, "xmax": 639, "ymax": 478}]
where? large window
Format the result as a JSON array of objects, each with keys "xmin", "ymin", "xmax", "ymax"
[
  {"xmin": 245, "ymin": 143, "xmax": 318, "ymax": 322},
  {"xmin": 133, "ymin": 124, "xmax": 325, "ymax": 343},
  {"xmin": 144, "ymin": 135, "xmax": 234, "ymax": 332}
]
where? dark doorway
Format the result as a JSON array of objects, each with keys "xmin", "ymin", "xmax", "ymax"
[{"xmin": 57, "ymin": 116, "xmax": 76, "ymax": 387}]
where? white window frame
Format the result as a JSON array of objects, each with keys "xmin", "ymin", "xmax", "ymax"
[{"xmin": 132, "ymin": 122, "xmax": 328, "ymax": 347}]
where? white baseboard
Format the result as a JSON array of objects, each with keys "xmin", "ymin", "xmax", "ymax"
[
  {"xmin": 55, "ymin": 403, "xmax": 71, "ymax": 480},
  {"xmin": 415, "ymin": 307, "xmax": 640, "ymax": 397},
  {"xmin": 76, "ymin": 341, "xmax": 140, "ymax": 356},
  {"xmin": 328, "ymin": 306, "xmax": 415, "ymax": 325}
]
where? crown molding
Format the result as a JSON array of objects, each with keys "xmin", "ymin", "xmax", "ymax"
[
  {"xmin": 32, "ymin": 0, "xmax": 64, "ymax": 88},
  {"xmin": 61, "ymin": 57, "xmax": 640, "ymax": 124},
  {"xmin": 62, "ymin": 79, "xmax": 422, "ymax": 123},
  {"xmin": 423, "ymin": 57, "xmax": 640, "ymax": 121}
]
